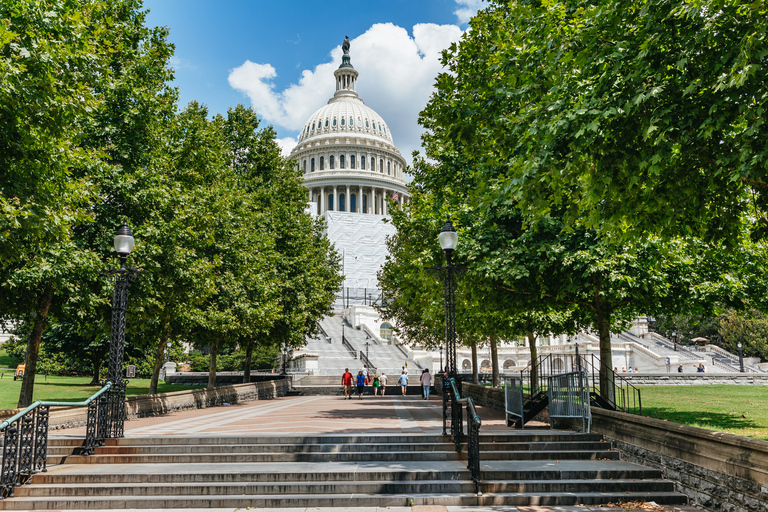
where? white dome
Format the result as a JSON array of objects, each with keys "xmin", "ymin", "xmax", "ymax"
[{"xmin": 298, "ymin": 96, "xmax": 393, "ymax": 145}]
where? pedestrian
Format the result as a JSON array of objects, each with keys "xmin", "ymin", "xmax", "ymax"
[
  {"xmin": 341, "ymin": 368, "xmax": 353, "ymax": 400},
  {"xmin": 697, "ymin": 363, "xmax": 705, "ymax": 373},
  {"xmin": 356, "ymin": 370, "xmax": 366, "ymax": 399},
  {"xmin": 380, "ymin": 372, "xmax": 387, "ymax": 395},
  {"xmin": 421, "ymin": 369, "xmax": 428, "ymax": 398},
  {"xmin": 421, "ymin": 369, "xmax": 432, "ymax": 399},
  {"xmin": 362, "ymin": 365, "xmax": 369, "ymax": 385},
  {"xmin": 373, "ymin": 372, "xmax": 380, "ymax": 395},
  {"xmin": 399, "ymin": 372, "xmax": 408, "ymax": 396},
  {"xmin": 678, "ymin": 364, "xmax": 683, "ymax": 373}
]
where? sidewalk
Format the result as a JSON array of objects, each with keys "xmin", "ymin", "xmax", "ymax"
[{"xmin": 53, "ymin": 394, "xmax": 520, "ymax": 437}]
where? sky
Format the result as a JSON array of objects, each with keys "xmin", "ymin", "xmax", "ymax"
[{"xmin": 142, "ymin": 0, "xmax": 485, "ymax": 164}]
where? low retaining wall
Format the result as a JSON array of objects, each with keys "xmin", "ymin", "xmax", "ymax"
[
  {"xmin": 0, "ymin": 379, "xmax": 290, "ymax": 431},
  {"xmin": 623, "ymin": 373, "xmax": 768, "ymax": 386},
  {"xmin": 578, "ymin": 409, "xmax": 768, "ymax": 512},
  {"xmin": 164, "ymin": 373, "xmax": 285, "ymax": 386},
  {"xmin": 456, "ymin": 381, "xmax": 766, "ymax": 511}
]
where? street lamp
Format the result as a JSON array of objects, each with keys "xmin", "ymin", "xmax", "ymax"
[
  {"xmin": 738, "ymin": 342, "xmax": 744, "ymax": 373},
  {"xmin": 107, "ymin": 220, "xmax": 141, "ymax": 438},
  {"xmin": 671, "ymin": 331, "xmax": 678, "ymax": 352},
  {"xmin": 365, "ymin": 340, "xmax": 370, "ymax": 362},
  {"xmin": 438, "ymin": 217, "xmax": 459, "ymax": 376}
]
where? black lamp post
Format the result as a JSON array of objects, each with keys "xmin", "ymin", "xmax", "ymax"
[
  {"xmin": 438, "ymin": 217, "xmax": 459, "ymax": 376},
  {"xmin": 365, "ymin": 340, "xmax": 370, "ymax": 362},
  {"xmin": 671, "ymin": 331, "xmax": 678, "ymax": 352},
  {"xmin": 107, "ymin": 221, "xmax": 140, "ymax": 438},
  {"xmin": 738, "ymin": 342, "xmax": 744, "ymax": 373}
]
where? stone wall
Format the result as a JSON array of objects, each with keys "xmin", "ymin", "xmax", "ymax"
[
  {"xmin": 456, "ymin": 381, "xmax": 768, "ymax": 511},
  {"xmin": 621, "ymin": 373, "xmax": 768, "ymax": 386},
  {"xmin": 0, "ymin": 379, "xmax": 290, "ymax": 431},
  {"xmin": 564, "ymin": 408, "xmax": 768, "ymax": 512}
]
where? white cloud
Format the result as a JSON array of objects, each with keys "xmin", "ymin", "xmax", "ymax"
[
  {"xmin": 228, "ymin": 22, "xmax": 463, "ymax": 166},
  {"xmin": 275, "ymin": 137, "xmax": 297, "ymax": 157},
  {"xmin": 454, "ymin": 0, "xmax": 485, "ymax": 24}
]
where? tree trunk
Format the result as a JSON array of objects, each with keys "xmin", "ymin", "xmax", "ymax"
[
  {"xmin": 149, "ymin": 327, "xmax": 171, "ymax": 395},
  {"xmin": 470, "ymin": 338, "xmax": 479, "ymax": 384},
  {"xmin": 490, "ymin": 334, "xmax": 500, "ymax": 387},
  {"xmin": 89, "ymin": 354, "xmax": 102, "ymax": 385},
  {"xmin": 527, "ymin": 331, "xmax": 539, "ymax": 395},
  {"xmin": 208, "ymin": 340, "xmax": 218, "ymax": 389},
  {"xmin": 243, "ymin": 339, "xmax": 254, "ymax": 383},
  {"xmin": 18, "ymin": 285, "xmax": 54, "ymax": 408},
  {"xmin": 595, "ymin": 276, "xmax": 615, "ymax": 404}
]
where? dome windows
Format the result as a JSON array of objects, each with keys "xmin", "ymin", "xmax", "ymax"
[
  {"xmin": 333, "ymin": 119, "xmax": 337, "ymax": 127},
  {"xmin": 380, "ymin": 159, "xmax": 384, "ymax": 172},
  {"xmin": 350, "ymin": 155, "xmax": 356, "ymax": 169},
  {"xmin": 341, "ymin": 118, "xmax": 345, "ymax": 126},
  {"xmin": 325, "ymin": 119, "xmax": 329, "ymax": 128},
  {"xmin": 312, "ymin": 122, "xmax": 315, "ymax": 130},
  {"xmin": 320, "ymin": 156, "xmax": 325, "ymax": 170},
  {"xmin": 349, "ymin": 117, "xmax": 353, "ymax": 126},
  {"xmin": 387, "ymin": 161, "xmax": 391, "ymax": 175},
  {"xmin": 357, "ymin": 119, "xmax": 362, "ymax": 127},
  {"xmin": 311, "ymin": 158, "xmax": 315, "ymax": 172},
  {"xmin": 330, "ymin": 155, "xmax": 335, "ymax": 169},
  {"xmin": 361, "ymin": 154, "xmax": 366, "ymax": 170},
  {"xmin": 365, "ymin": 120, "xmax": 369, "ymax": 128},
  {"xmin": 370, "ymin": 157, "xmax": 375, "ymax": 170},
  {"xmin": 340, "ymin": 155, "xmax": 345, "ymax": 169}
]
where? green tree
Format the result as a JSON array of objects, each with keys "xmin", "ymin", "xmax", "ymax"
[{"xmin": 422, "ymin": 0, "xmax": 768, "ymax": 243}]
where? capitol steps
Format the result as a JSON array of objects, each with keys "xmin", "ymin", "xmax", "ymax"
[{"xmin": 0, "ymin": 431, "xmax": 688, "ymax": 510}]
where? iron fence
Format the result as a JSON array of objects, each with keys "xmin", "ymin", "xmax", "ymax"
[
  {"xmin": 504, "ymin": 375, "xmax": 524, "ymax": 427},
  {"xmin": 548, "ymin": 371, "xmax": 591, "ymax": 433}
]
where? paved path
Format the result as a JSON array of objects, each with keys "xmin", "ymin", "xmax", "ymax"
[{"xmin": 53, "ymin": 395, "xmax": 519, "ymax": 437}]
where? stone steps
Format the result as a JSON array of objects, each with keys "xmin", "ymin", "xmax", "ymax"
[
  {"xmin": 0, "ymin": 491, "xmax": 687, "ymax": 510},
  {"xmin": 16, "ymin": 478, "xmax": 674, "ymax": 497},
  {"xmin": 0, "ymin": 431, "xmax": 688, "ymax": 510}
]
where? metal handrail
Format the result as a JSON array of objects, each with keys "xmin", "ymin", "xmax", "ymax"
[
  {"xmin": 0, "ymin": 382, "xmax": 112, "ymax": 431},
  {"xmin": 0, "ymin": 382, "xmax": 113, "ymax": 498},
  {"xmin": 448, "ymin": 377, "xmax": 481, "ymax": 495},
  {"xmin": 341, "ymin": 335, "xmax": 357, "ymax": 359}
]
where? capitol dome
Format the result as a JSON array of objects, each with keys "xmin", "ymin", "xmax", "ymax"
[{"xmin": 290, "ymin": 47, "xmax": 409, "ymax": 216}]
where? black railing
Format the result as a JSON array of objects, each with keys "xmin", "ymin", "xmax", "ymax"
[
  {"xmin": 448, "ymin": 377, "xmax": 481, "ymax": 494},
  {"xmin": 341, "ymin": 334, "xmax": 357, "ymax": 359},
  {"xmin": 520, "ymin": 354, "xmax": 642, "ymax": 415},
  {"xmin": 359, "ymin": 351, "xmax": 377, "ymax": 373},
  {"xmin": 0, "ymin": 382, "xmax": 113, "ymax": 498}
]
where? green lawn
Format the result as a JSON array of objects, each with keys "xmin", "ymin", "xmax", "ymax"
[
  {"xmin": 0, "ymin": 375, "xmax": 201, "ymax": 411},
  {"xmin": 0, "ymin": 349, "xmax": 19, "ymax": 370},
  {"xmin": 639, "ymin": 385, "xmax": 768, "ymax": 440}
]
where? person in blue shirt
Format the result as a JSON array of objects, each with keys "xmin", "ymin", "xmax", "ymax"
[
  {"xmin": 356, "ymin": 371, "xmax": 366, "ymax": 399},
  {"xmin": 399, "ymin": 372, "xmax": 408, "ymax": 396}
]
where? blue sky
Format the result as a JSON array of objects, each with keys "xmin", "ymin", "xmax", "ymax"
[{"xmin": 143, "ymin": 0, "xmax": 484, "ymax": 163}]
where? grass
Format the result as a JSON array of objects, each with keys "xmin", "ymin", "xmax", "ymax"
[
  {"xmin": 0, "ymin": 349, "xmax": 19, "ymax": 370},
  {"xmin": 639, "ymin": 385, "xmax": 768, "ymax": 441},
  {"xmin": 0, "ymin": 374, "xmax": 201, "ymax": 411}
]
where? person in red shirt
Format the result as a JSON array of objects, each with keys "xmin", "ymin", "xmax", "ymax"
[{"xmin": 341, "ymin": 368, "xmax": 353, "ymax": 399}]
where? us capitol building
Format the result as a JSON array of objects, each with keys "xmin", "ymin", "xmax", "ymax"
[{"xmin": 290, "ymin": 38, "xmax": 409, "ymax": 292}]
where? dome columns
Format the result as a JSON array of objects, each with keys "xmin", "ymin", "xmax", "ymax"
[{"xmin": 309, "ymin": 185, "xmax": 408, "ymax": 216}]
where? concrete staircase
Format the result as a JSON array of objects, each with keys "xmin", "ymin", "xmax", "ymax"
[{"xmin": 0, "ymin": 431, "xmax": 687, "ymax": 509}]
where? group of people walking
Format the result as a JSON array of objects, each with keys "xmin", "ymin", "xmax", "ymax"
[{"xmin": 340, "ymin": 366, "xmax": 432, "ymax": 399}]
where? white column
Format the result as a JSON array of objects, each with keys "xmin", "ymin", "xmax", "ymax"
[
  {"xmin": 346, "ymin": 185, "xmax": 350, "ymax": 212},
  {"xmin": 373, "ymin": 188, "xmax": 378, "ymax": 214},
  {"xmin": 320, "ymin": 187, "xmax": 325, "ymax": 213},
  {"xmin": 333, "ymin": 185, "xmax": 337, "ymax": 212},
  {"xmin": 384, "ymin": 190, "xmax": 388, "ymax": 216},
  {"xmin": 308, "ymin": 188, "xmax": 312, "ymax": 202},
  {"xmin": 359, "ymin": 185, "xmax": 363, "ymax": 213}
]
